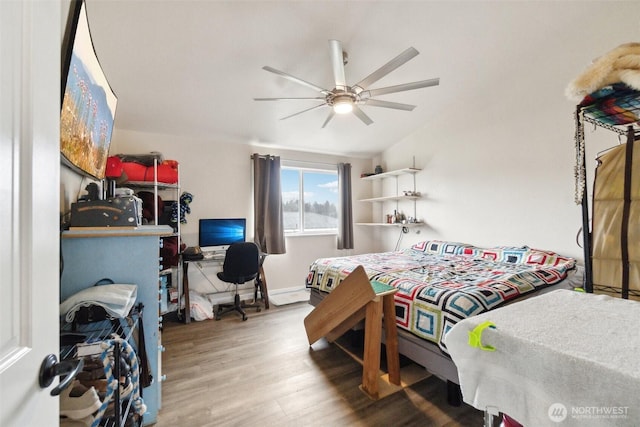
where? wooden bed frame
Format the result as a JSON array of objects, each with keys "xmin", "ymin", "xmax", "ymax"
[{"xmin": 308, "ymin": 268, "xmax": 582, "ymax": 404}]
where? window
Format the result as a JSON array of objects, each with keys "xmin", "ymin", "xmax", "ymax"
[{"xmin": 281, "ymin": 164, "xmax": 338, "ymax": 234}]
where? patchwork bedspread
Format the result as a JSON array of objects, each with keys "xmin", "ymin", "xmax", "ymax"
[{"xmin": 306, "ymin": 240, "xmax": 576, "ymax": 354}]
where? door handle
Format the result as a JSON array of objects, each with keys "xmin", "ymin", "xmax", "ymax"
[{"xmin": 38, "ymin": 354, "xmax": 84, "ymax": 396}]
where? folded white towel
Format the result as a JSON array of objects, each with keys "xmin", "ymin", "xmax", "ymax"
[{"xmin": 60, "ymin": 284, "xmax": 137, "ymax": 323}]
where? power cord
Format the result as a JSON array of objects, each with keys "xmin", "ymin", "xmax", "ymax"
[{"xmin": 394, "ymin": 226, "xmax": 410, "ymax": 251}]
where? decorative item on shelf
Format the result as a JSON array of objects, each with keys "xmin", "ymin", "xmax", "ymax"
[{"xmin": 375, "ymin": 165, "xmax": 383, "ymax": 174}]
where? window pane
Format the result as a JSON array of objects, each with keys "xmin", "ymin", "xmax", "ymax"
[
  {"xmin": 303, "ymin": 171, "xmax": 338, "ymax": 230},
  {"xmin": 281, "ymin": 168, "xmax": 300, "ymax": 232}
]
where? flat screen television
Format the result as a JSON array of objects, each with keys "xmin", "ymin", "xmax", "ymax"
[
  {"xmin": 199, "ymin": 218, "xmax": 246, "ymax": 252},
  {"xmin": 60, "ymin": 0, "xmax": 117, "ymax": 180}
]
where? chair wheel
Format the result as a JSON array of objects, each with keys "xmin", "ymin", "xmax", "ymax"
[
  {"xmin": 242, "ymin": 315, "xmax": 247, "ymax": 321},
  {"xmin": 256, "ymin": 307, "xmax": 262, "ymax": 312}
]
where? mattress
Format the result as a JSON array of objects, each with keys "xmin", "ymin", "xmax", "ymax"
[{"xmin": 306, "ymin": 240, "xmax": 576, "ymax": 354}]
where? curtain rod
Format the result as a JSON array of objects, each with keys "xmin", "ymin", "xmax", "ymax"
[{"xmin": 250, "ymin": 154, "xmax": 342, "ymax": 167}]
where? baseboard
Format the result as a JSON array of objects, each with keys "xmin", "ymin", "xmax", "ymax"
[
  {"xmin": 269, "ymin": 285, "xmax": 307, "ymax": 295},
  {"xmin": 200, "ymin": 285, "xmax": 307, "ymax": 306}
]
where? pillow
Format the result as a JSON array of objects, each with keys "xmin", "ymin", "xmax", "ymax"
[
  {"xmin": 470, "ymin": 246, "xmax": 530, "ymax": 264},
  {"xmin": 411, "ymin": 240, "xmax": 474, "ymax": 255},
  {"xmin": 523, "ymin": 248, "xmax": 575, "ymax": 267}
]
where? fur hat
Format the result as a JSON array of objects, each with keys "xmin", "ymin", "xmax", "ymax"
[{"xmin": 566, "ymin": 42, "xmax": 640, "ymax": 101}]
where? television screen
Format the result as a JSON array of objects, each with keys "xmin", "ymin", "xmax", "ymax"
[
  {"xmin": 199, "ymin": 218, "xmax": 246, "ymax": 251},
  {"xmin": 60, "ymin": 0, "xmax": 117, "ymax": 180}
]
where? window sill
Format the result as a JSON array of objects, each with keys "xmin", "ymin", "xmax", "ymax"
[{"xmin": 285, "ymin": 231, "xmax": 337, "ymax": 238}]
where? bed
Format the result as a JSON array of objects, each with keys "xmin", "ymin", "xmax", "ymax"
[{"xmin": 306, "ymin": 240, "xmax": 580, "ymax": 392}]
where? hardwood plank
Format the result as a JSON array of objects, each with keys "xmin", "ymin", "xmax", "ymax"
[{"xmin": 156, "ymin": 302, "xmax": 486, "ymax": 426}]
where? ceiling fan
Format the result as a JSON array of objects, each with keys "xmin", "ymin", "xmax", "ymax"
[{"xmin": 254, "ymin": 40, "xmax": 439, "ymax": 128}]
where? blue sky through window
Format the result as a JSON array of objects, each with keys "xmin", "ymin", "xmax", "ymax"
[
  {"xmin": 281, "ymin": 167, "xmax": 338, "ymax": 232},
  {"xmin": 281, "ymin": 168, "xmax": 338, "ymax": 204}
]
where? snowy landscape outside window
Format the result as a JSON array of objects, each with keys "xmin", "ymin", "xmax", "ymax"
[{"xmin": 281, "ymin": 165, "xmax": 338, "ymax": 234}]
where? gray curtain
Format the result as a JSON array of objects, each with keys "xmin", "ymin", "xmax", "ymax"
[
  {"xmin": 252, "ymin": 154, "xmax": 286, "ymax": 254},
  {"xmin": 337, "ymin": 162, "xmax": 354, "ymax": 250}
]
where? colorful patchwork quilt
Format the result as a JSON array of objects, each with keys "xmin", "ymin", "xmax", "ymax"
[{"xmin": 306, "ymin": 240, "xmax": 576, "ymax": 354}]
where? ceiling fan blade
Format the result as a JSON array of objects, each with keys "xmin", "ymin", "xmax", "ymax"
[
  {"xmin": 329, "ymin": 40, "xmax": 347, "ymax": 89},
  {"xmin": 352, "ymin": 106, "xmax": 373, "ymax": 126},
  {"xmin": 363, "ymin": 99, "xmax": 416, "ymax": 111},
  {"xmin": 262, "ymin": 66, "xmax": 330, "ymax": 94},
  {"xmin": 321, "ymin": 110, "xmax": 335, "ymax": 128},
  {"xmin": 355, "ymin": 47, "xmax": 419, "ymax": 89},
  {"xmin": 254, "ymin": 97, "xmax": 326, "ymax": 101},
  {"xmin": 362, "ymin": 78, "xmax": 440, "ymax": 98},
  {"xmin": 279, "ymin": 103, "xmax": 327, "ymax": 121}
]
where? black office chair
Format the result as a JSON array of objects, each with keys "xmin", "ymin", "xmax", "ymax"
[{"xmin": 215, "ymin": 242, "xmax": 265, "ymax": 321}]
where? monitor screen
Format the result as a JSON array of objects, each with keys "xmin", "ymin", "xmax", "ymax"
[
  {"xmin": 199, "ymin": 218, "xmax": 246, "ymax": 251},
  {"xmin": 60, "ymin": 1, "xmax": 117, "ymax": 180}
]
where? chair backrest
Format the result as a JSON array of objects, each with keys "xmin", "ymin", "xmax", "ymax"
[{"xmin": 222, "ymin": 242, "xmax": 260, "ymax": 283}]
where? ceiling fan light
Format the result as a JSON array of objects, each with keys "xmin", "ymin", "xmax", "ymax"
[{"xmin": 333, "ymin": 98, "xmax": 353, "ymax": 114}]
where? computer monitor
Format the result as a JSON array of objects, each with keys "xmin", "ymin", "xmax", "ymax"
[{"xmin": 198, "ymin": 218, "xmax": 246, "ymax": 252}]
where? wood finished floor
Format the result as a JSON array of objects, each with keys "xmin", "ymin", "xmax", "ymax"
[{"xmin": 156, "ymin": 302, "xmax": 485, "ymax": 427}]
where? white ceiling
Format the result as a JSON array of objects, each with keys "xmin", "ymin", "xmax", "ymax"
[{"xmin": 82, "ymin": 0, "xmax": 638, "ymax": 158}]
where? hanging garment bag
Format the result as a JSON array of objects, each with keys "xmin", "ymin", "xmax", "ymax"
[{"xmin": 591, "ymin": 129, "xmax": 640, "ymax": 299}]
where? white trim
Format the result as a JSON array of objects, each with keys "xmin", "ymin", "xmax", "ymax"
[{"xmin": 282, "ymin": 159, "xmax": 336, "ymax": 171}]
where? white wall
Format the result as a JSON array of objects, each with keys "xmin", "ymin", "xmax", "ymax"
[
  {"xmin": 373, "ymin": 27, "xmax": 633, "ymax": 263},
  {"xmin": 110, "ymin": 129, "xmax": 376, "ymax": 292}
]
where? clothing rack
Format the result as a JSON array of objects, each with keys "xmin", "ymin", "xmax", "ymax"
[{"xmin": 575, "ymin": 84, "xmax": 640, "ymax": 297}]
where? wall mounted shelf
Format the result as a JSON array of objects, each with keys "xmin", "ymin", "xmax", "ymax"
[
  {"xmin": 360, "ymin": 167, "xmax": 421, "ymax": 181},
  {"xmin": 359, "ymin": 195, "xmax": 420, "ymax": 203},
  {"xmin": 355, "ymin": 222, "xmax": 423, "ymax": 227},
  {"xmin": 358, "ymin": 166, "xmax": 422, "ymax": 226}
]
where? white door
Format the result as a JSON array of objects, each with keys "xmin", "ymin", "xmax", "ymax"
[{"xmin": 0, "ymin": 2, "xmax": 62, "ymax": 426}]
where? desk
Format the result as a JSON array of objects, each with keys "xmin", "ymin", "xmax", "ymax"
[
  {"xmin": 446, "ymin": 290, "xmax": 640, "ymax": 427},
  {"xmin": 182, "ymin": 254, "xmax": 269, "ymax": 323},
  {"xmin": 304, "ymin": 266, "xmax": 400, "ymax": 400},
  {"xmin": 181, "ymin": 256, "xmax": 223, "ymax": 324}
]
